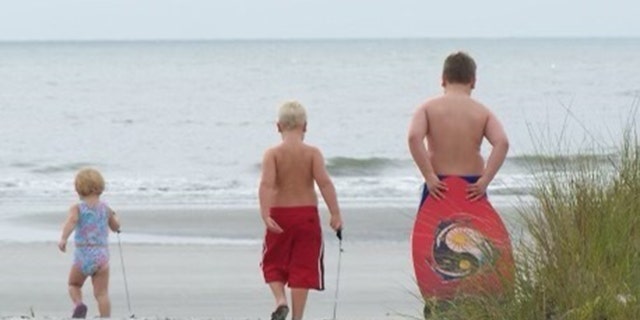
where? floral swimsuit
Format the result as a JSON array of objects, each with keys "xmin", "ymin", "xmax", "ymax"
[{"xmin": 73, "ymin": 201, "xmax": 110, "ymax": 276}]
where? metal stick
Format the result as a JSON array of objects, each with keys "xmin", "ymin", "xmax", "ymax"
[
  {"xmin": 116, "ymin": 231, "xmax": 134, "ymax": 318},
  {"xmin": 332, "ymin": 229, "xmax": 343, "ymax": 320}
]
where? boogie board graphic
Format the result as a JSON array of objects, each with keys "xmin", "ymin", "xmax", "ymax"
[{"xmin": 411, "ymin": 176, "xmax": 514, "ymax": 300}]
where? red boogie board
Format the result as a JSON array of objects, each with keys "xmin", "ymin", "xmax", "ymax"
[{"xmin": 411, "ymin": 176, "xmax": 514, "ymax": 300}]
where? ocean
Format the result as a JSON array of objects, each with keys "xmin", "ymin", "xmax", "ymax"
[{"xmin": 1, "ymin": 39, "xmax": 639, "ymax": 238}]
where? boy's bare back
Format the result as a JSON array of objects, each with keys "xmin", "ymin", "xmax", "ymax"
[
  {"xmin": 259, "ymin": 100, "xmax": 342, "ymax": 233},
  {"xmin": 266, "ymin": 140, "xmax": 322, "ymax": 207},
  {"xmin": 420, "ymin": 92, "xmax": 494, "ymax": 175},
  {"xmin": 408, "ymin": 52, "xmax": 508, "ymax": 200}
]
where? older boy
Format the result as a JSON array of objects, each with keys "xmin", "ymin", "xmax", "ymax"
[
  {"xmin": 407, "ymin": 51, "xmax": 509, "ymax": 201},
  {"xmin": 259, "ymin": 101, "xmax": 343, "ymax": 320}
]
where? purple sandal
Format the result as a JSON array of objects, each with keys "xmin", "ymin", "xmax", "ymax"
[{"xmin": 72, "ymin": 303, "xmax": 88, "ymax": 318}]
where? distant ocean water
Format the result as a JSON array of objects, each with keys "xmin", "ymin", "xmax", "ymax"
[{"xmin": 1, "ymin": 39, "xmax": 639, "ymax": 211}]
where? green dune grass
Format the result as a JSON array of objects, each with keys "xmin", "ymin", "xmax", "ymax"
[{"xmin": 424, "ymin": 132, "xmax": 640, "ymax": 319}]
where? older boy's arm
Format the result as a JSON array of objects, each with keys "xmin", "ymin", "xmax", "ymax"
[
  {"xmin": 108, "ymin": 207, "xmax": 121, "ymax": 232},
  {"xmin": 483, "ymin": 113, "xmax": 509, "ymax": 183},
  {"xmin": 407, "ymin": 105, "xmax": 446, "ymax": 198},
  {"xmin": 258, "ymin": 150, "xmax": 283, "ymax": 233},
  {"xmin": 58, "ymin": 205, "xmax": 79, "ymax": 252},
  {"xmin": 468, "ymin": 112, "xmax": 509, "ymax": 200},
  {"xmin": 407, "ymin": 106, "xmax": 430, "ymax": 177},
  {"xmin": 312, "ymin": 149, "xmax": 342, "ymax": 231}
]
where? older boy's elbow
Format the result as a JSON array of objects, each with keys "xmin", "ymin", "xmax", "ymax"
[{"xmin": 497, "ymin": 138, "xmax": 509, "ymax": 152}]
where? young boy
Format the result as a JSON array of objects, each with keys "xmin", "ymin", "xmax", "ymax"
[
  {"xmin": 407, "ymin": 51, "xmax": 509, "ymax": 202},
  {"xmin": 59, "ymin": 168, "xmax": 121, "ymax": 318},
  {"xmin": 259, "ymin": 101, "xmax": 343, "ymax": 320}
]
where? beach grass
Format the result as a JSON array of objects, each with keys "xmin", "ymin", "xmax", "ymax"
[{"xmin": 423, "ymin": 131, "xmax": 640, "ymax": 319}]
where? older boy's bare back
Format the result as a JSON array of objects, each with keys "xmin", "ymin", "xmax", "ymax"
[
  {"xmin": 422, "ymin": 93, "xmax": 492, "ymax": 175},
  {"xmin": 269, "ymin": 140, "xmax": 320, "ymax": 206},
  {"xmin": 408, "ymin": 80, "xmax": 508, "ymax": 200}
]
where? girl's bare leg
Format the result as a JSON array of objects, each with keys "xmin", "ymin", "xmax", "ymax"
[
  {"xmin": 92, "ymin": 265, "xmax": 111, "ymax": 317},
  {"xmin": 68, "ymin": 265, "xmax": 87, "ymax": 305}
]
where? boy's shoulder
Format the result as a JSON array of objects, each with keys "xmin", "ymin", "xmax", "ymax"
[
  {"xmin": 263, "ymin": 142, "xmax": 320, "ymax": 159},
  {"xmin": 300, "ymin": 142, "xmax": 322, "ymax": 156},
  {"xmin": 279, "ymin": 143, "xmax": 323, "ymax": 161},
  {"xmin": 427, "ymin": 93, "xmax": 446, "ymax": 102},
  {"xmin": 424, "ymin": 94, "xmax": 490, "ymax": 112},
  {"xmin": 420, "ymin": 94, "xmax": 451, "ymax": 112},
  {"xmin": 272, "ymin": 141, "xmax": 321, "ymax": 151}
]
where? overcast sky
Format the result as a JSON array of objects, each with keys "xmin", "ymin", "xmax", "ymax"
[{"xmin": 0, "ymin": 0, "xmax": 638, "ymax": 41}]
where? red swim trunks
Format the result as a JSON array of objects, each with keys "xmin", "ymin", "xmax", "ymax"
[{"xmin": 261, "ymin": 206, "xmax": 324, "ymax": 290}]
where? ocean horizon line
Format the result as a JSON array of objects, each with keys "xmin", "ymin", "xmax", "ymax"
[{"xmin": 1, "ymin": 36, "xmax": 639, "ymax": 44}]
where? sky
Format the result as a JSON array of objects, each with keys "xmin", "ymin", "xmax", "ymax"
[{"xmin": 0, "ymin": 0, "xmax": 638, "ymax": 41}]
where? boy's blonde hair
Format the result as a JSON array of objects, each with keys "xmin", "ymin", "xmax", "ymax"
[
  {"xmin": 75, "ymin": 168, "xmax": 105, "ymax": 197},
  {"xmin": 278, "ymin": 101, "xmax": 307, "ymax": 131}
]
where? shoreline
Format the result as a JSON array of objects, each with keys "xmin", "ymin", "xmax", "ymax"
[{"xmin": 1, "ymin": 202, "xmax": 523, "ymax": 243}]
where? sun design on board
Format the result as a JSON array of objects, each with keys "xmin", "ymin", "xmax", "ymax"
[{"xmin": 429, "ymin": 220, "xmax": 497, "ymax": 280}]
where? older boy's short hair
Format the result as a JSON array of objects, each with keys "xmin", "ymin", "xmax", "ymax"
[
  {"xmin": 442, "ymin": 51, "xmax": 476, "ymax": 84},
  {"xmin": 75, "ymin": 168, "xmax": 105, "ymax": 197},
  {"xmin": 278, "ymin": 101, "xmax": 307, "ymax": 131}
]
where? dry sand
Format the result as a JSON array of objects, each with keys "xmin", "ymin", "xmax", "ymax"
[
  {"xmin": 0, "ymin": 241, "xmax": 422, "ymax": 320},
  {"xmin": 0, "ymin": 203, "xmax": 522, "ymax": 319}
]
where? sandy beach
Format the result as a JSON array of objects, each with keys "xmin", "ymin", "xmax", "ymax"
[
  {"xmin": 0, "ymin": 241, "xmax": 423, "ymax": 320},
  {"xmin": 0, "ymin": 206, "xmax": 445, "ymax": 320}
]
